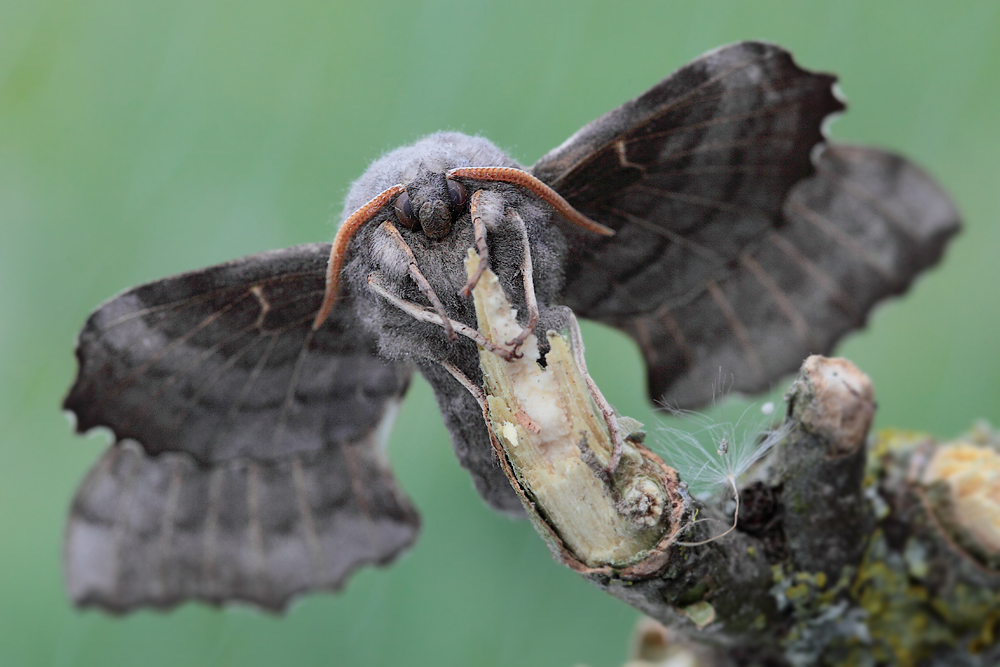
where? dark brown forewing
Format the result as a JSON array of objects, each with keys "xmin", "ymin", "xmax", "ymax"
[
  {"xmin": 611, "ymin": 145, "xmax": 960, "ymax": 408},
  {"xmin": 63, "ymin": 243, "xmax": 418, "ymax": 611},
  {"xmin": 66, "ymin": 438, "xmax": 419, "ymax": 613},
  {"xmin": 531, "ymin": 41, "xmax": 844, "ymax": 319},
  {"xmin": 64, "ymin": 244, "xmax": 410, "ymax": 463}
]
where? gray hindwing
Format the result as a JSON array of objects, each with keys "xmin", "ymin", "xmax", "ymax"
[
  {"xmin": 64, "ymin": 243, "xmax": 418, "ymax": 612},
  {"xmin": 534, "ymin": 42, "xmax": 958, "ymax": 407}
]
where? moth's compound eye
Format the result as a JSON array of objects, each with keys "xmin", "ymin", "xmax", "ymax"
[
  {"xmin": 394, "ymin": 191, "xmax": 417, "ymax": 230},
  {"xmin": 446, "ymin": 179, "xmax": 467, "ymax": 213}
]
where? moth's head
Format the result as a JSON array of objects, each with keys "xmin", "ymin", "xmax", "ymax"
[
  {"xmin": 341, "ymin": 132, "xmax": 519, "ymax": 220},
  {"xmin": 312, "ymin": 132, "xmax": 610, "ymax": 331},
  {"xmin": 392, "ymin": 171, "xmax": 468, "ymax": 241}
]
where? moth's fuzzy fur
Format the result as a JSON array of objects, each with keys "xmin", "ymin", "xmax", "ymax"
[{"xmin": 340, "ymin": 133, "xmax": 574, "ymax": 514}]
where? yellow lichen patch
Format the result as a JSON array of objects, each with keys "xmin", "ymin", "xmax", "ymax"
[
  {"xmin": 922, "ymin": 441, "xmax": 1000, "ymax": 558},
  {"xmin": 850, "ymin": 531, "xmax": 957, "ymax": 666},
  {"xmin": 785, "ymin": 583, "xmax": 810, "ymax": 601},
  {"xmin": 771, "ymin": 566, "xmax": 837, "ymax": 616},
  {"xmin": 969, "ymin": 609, "xmax": 1000, "ymax": 654},
  {"xmin": 871, "ymin": 429, "xmax": 930, "ymax": 459},
  {"xmin": 866, "ymin": 429, "xmax": 929, "ymax": 491}
]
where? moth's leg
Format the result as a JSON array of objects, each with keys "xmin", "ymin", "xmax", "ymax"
[
  {"xmin": 504, "ymin": 209, "xmax": 540, "ymax": 352},
  {"xmin": 379, "ymin": 220, "xmax": 457, "ymax": 342},
  {"xmin": 458, "ymin": 190, "xmax": 491, "ymax": 298},
  {"xmin": 367, "ymin": 271, "xmax": 515, "ymax": 360},
  {"xmin": 564, "ymin": 311, "xmax": 625, "ymax": 477},
  {"xmin": 440, "ymin": 359, "xmax": 487, "ymax": 409},
  {"xmin": 439, "ymin": 360, "xmax": 508, "ymax": 459}
]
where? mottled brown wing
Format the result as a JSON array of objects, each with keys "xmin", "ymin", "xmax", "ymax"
[
  {"xmin": 63, "ymin": 243, "xmax": 419, "ymax": 612},
  {"xmin": 532, "ymin": 41, "xmax": 958, "ymax": 408},
  {"xmin": 533, "ymin": 41, "xmax": 844, "ymax": 322},
  {"xmin": 610, "ymin": 145, "xmax": 960, "ymax": 408}
]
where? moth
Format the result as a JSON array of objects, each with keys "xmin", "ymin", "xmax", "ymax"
[{"xmin": 63, "ymin": 41, "xmax": 959, "ymax": 612}]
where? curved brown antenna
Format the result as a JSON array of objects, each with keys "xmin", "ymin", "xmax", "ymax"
[
  {"xmin": 447, "ymin": 166, "xmax": 615, "ymax": 237},
  {"xmin": 313, "ymin": 184, "xmax": 406, "ymax": 330}
]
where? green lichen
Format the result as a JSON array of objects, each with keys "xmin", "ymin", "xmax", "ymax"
[
  {"xmin": 930, "ymin": 583, "xmax": 999, "ymax": 629},
  {"xmin": 770, "ymin": 562, "xmax": 863, "ymax": 663},
  {"xmin": 848, "ymin": 429, "xmax": 1000, "ymax": 664},
  {"xmin": 865, "ymin": 429, "xmax": 926, "ymax": 488},
  {"xmin": 969, "ymin": 609, "xmax": 1000, "ymax": 654}
]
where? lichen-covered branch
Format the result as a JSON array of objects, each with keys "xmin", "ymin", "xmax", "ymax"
[
  {"xmin": 467, "ymin": 261, "xmax": 1000, "ymax": 665},
  {"xmin": 778, "ymin": 357, "xmax": 875, "ymax": 580}
]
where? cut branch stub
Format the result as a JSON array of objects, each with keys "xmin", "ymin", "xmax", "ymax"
[
  {"xmin": 778, "ymin": 355, "xmax": 877, "ymax": 579},
  {"xmin": 785, "ymin": 355, "xmax": 875, "ymax": 456},
  {"xmin": 466, "ymin": 254, "xmax": 780, "ymax": 643},
  {"xmin": 465, "ymin": 250, "xmax": 687, "ymax": 569}
]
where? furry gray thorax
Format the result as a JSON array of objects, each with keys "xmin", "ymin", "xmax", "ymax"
[{"xmin": 341, "ymin": 132, "xmax": 569, "ymax": 373}]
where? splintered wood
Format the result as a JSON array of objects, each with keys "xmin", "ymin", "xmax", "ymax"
[{"xmin": 466, "ymin": 251, "xmax": 670, "ymax": 566}]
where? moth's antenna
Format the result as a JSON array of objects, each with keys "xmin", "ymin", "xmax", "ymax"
[
  {"xmin": 447, "ymin": 167, "xmax": 615, "ymax": 237},
  {"xmin": 313, "ymin": 184, "xmax": 406, "ymax": 330}
]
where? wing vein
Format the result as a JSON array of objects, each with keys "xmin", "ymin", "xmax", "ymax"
[
  {"xmin": 767, "ymin": 233, "xmax": 859, "ymax": 321},
  {"xmin": 632, "ymin": 182, "xmax": 770, "ymax": 218},
  {"xmin": 95, "ymin": 269, "xmax": 325, "ymax": 331},
  {"xmin": 246, "ymin": 462, "xmax": 265, "ymax": 591},
  {"xmin": 272, "ymin": 328, "xmax": 316, "ymax": 447},
  {"xmin": 291, "ymin": 456, "xmax": 324, "ymax": 582},
  {"xmin": 788, "ymin": 200, "xmax": 896, "ymax": 284},
  {"xmin": 155, "ymin": 459, "xmax": 184, "ymax": 596},
  {"xmin": 202, "ymin": 468, "xmax": 224, "ymax": 596},
  {"xmin": 654, "ymin": 304, "xmax": 694, "ymax": 365},
  {"xmin": 551, "ymin": 50, "xmax": 783, "ymax": 187},
  {"xmin": 740, "ymin": 254, "xmax": 813, "ymax": 345},
  {"xmin": 596, "ymin": 203, "xmax": 725, "ymax": 264},
  {"xmin": 622, "ymin": 99, "xmax": 810, "ymax": 147},
  {"xmin": 705, "ymin": 279, "xmax": 765, "ymax": 380},
  {"xmin": 815, "ymin": 161, "xmax": 922, "ymax": 245}
]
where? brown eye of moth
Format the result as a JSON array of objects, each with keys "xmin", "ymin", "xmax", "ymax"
[
  {"xmin": 394, "ymin": 191, "xmax": 416, "ymax": 229},
  {"xmin": 446, "ymin": 178, "xmax": 467, "ymax": 214}
]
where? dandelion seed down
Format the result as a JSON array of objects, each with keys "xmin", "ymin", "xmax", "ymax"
[{"xmin": 654, "ymin": 402, "xmax": 791, "ymax": 499}]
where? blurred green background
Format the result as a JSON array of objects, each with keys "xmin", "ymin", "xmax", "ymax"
[{"xmin": 2, "ymin": 1, "xmax": 998, "ymax": 665}]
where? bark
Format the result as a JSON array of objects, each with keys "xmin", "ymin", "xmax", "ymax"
[
  {"xmin": 616, "ymin": 413, "xmax": 1000, "ymax": 667},
  {"xmin": 467, "ymin": 262, "xmax": 1000, "ymax": 665},
  {"xmin": 611, "ymin": 366, "xmax": 1000, "ymax": 667}
]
